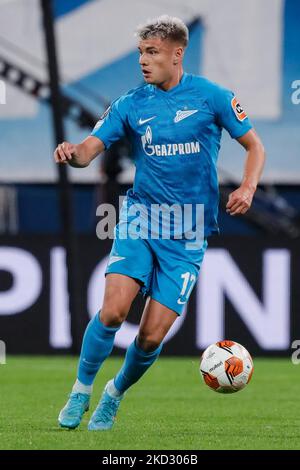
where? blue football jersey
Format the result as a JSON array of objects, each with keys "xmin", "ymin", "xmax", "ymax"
[{"xmin": 91, "ymin": 73, "xmax": 252, "ymax": 236}]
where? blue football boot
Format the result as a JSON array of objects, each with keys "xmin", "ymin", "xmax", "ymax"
[
  {"xmin": 88, "ymin": 382, "xmax": 124, "ymax": 431},
  {"xmin": 58, "ymin": 392, "xmax": 90, "ymax": 429}
]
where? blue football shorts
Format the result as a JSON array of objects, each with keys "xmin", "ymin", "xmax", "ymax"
[{"xmin": 105, "ymin": 199, "xmax": 208, "ymax": 316}]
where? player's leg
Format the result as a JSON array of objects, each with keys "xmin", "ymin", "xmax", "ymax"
[
  {"xmin": 76, "ymin": 273, "xmax": 141, "ymax": 386},
  {"xmin": 58, "ymin": 273, "xmax": 140, "ymax": 429},
  {"xmin": 88, "ymin": 298, "xmax": 178, "ymax": 430},
  {"xmin": 114, "ymin": 297, "xmax": 178, "ymax": 388}
]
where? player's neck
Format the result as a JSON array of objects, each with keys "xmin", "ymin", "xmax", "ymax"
[{"xmin": 157, "ymin": 68, "xmax": 184, "ymax": 92}]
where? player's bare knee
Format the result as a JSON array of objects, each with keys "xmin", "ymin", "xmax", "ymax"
[
  {"xmin": 137, "ymin": 333, "xmax": 160, "ymax": 352},
  {"xmin": 100, "ymin": 304, "xmax": 128, "ymax": 327}
]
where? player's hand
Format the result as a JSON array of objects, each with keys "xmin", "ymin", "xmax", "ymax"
[
  {"xmin": 226, "ymin": 184, "xmax": 255, "ymax": 216},
  {"xmin": 54, "ymin": 141, "xmax": 77, "ymax": 164}
]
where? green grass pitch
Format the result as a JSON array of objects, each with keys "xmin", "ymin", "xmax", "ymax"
[{"xmin": 0, "ymin": 356, "xmax": 299, "ymax": 450}]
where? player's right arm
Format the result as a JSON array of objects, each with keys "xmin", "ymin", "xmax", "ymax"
[
  {"xmin": 54, "ymin": 136, "xmax": 104, "ymax": 168},
  {"xmin": 54, "ymin": 94, "xmax": 129, "ymax": 167}
]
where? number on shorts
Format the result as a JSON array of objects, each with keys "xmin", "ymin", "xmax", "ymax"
[{"xmin": 177, "ymin": 272, "xmax": 196, "ymax": 304}]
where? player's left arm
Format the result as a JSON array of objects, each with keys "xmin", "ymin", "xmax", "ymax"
[{"xmin": 226, "ymin": 129, "xmax": 265, "ymax": 216}]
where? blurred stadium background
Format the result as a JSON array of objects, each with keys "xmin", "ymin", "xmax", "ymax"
[{"xmin": 0, "ymin": 0, "xmax": 300, "ymax": 361}]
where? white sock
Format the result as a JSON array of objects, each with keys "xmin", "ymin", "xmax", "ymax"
[
  {"xmin": 106, "ymin": 379, "xmax": 123, "ymax": 398},
  {"xmin": 72, "ymin": 379, "xmax": 93, "ymax": 395}
]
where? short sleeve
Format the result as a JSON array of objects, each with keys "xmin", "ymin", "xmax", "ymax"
[
  {"xmin": 91, "ymin": 96, "xmax": 128, "ymax": 149},
  {"xmin": 213, "ymin": 86, "xmax": 252, "ymax": 139}
]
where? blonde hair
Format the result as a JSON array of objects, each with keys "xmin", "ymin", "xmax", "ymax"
[{"xmin": 136, "ymin": 15, "xmax": 189, "ymax": 48}]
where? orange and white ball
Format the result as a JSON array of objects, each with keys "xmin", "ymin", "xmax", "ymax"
[{"xmin": 200, "ymin": 340, "xmax": 254, "ymax": 393}]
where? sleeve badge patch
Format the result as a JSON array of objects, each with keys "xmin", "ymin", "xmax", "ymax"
[
  {"xmin": 99, "ymin": 105, "xmax": 111, "ymax": 121},
  {"xmin": 231, "ymin": 97, "xmax": 247, "ymax": 121},
  {"xmin": 93, "ymin": 106, "xmax": 111, "ymax": 132}
]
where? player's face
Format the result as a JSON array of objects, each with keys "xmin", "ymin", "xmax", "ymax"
[{"xmin": 138, "ymin": 37, "xmax": 182, "ymax": 88}]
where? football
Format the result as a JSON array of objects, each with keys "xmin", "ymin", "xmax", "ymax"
[{"xmin": 200, "ymin": 340, "xmax": 254, "ymax": 393}]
